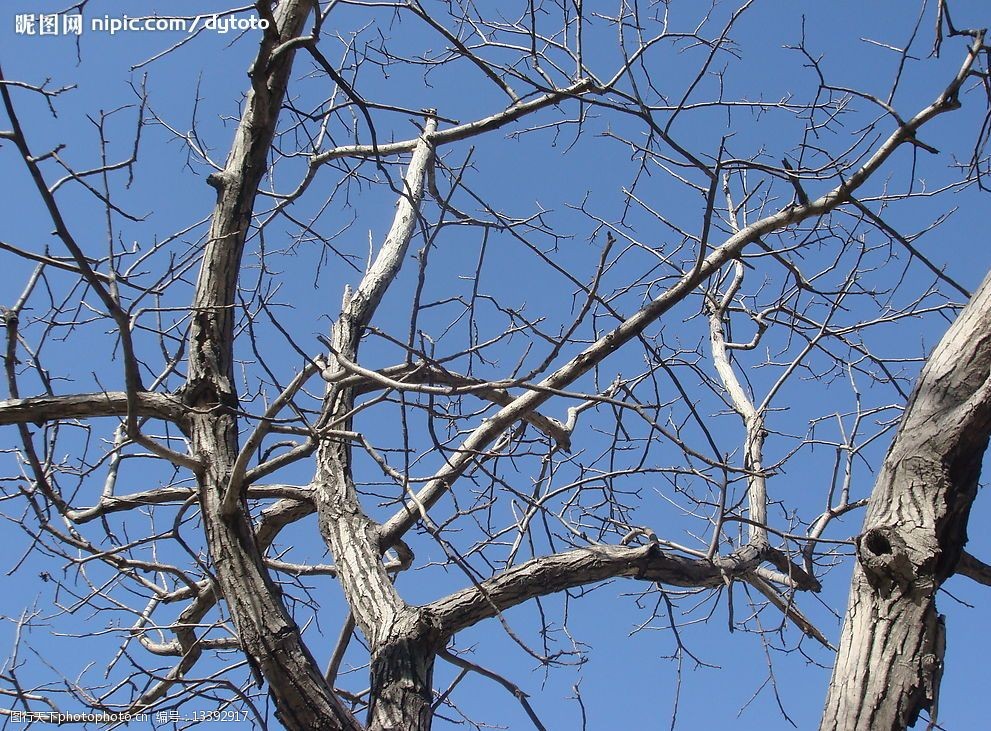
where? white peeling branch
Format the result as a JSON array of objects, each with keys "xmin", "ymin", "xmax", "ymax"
[
  {"xmin": 378, "ymin": 35, "xmax": 985, "ymax": 550},
  {"xmin": 706, "ymin": 261, "xmax": 768, "ymax": 548},
  {"xmin": 309, "ymin": 117, "xmax": 438, "ymax": 648},
  {"xmin": 343, "ymin": 116, "xmax": 438, "ymax": 330},
  {"xmin": 223, "ymin": 114, "xmax": 435, "ymax": 522}
]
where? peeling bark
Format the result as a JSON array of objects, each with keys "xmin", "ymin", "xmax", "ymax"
[{"xmin": 821, "ymin": 269, "xmax": 991, "ymax": 730}]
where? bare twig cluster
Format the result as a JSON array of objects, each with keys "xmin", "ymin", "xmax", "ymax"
[{"xmin": 1, "ymin": 2, "xmax": 989, "ymax": 729}]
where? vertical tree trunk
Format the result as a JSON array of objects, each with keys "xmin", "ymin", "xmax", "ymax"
[
  {"xmin": 183, "ymin": 4, "xmax": 361, "ymax": 728},
  {"xmin": 193, "ymin": 413, "xmax": 359, "ymax": 731},
  {"xmin": 821, "ymin": 271, "xmax": 991, "ymax": 730},
  {"xmin": 366, "ymin": 611, "xmax": 438, "ymax": 731}
]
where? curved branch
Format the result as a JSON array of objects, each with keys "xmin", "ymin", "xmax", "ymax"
[
  {"xmin": 426, "ymin": 543, "xmax": 724, "ymax": 639},
  {"xmin": 313, "ymin": 116, "xmax": 438, "ymax": 643}
]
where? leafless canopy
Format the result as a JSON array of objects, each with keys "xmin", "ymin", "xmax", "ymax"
[{"xmin": 1, "ymin": 1, "xmax": 989, "ymax": 729}]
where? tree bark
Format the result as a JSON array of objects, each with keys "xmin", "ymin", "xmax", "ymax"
[
  {"xmin": 195, "ymin": 423, "xmax": 359, "ymax": 731},
  {"xmin": 182, "ymin": 3, "xmax": 362, "ymax": 728},
  {"xmin": 312, "ymin": 117, "xmax": 439, "ymax": 730},
  {"xmin": 366, "ymin": 610, "xmax": 439, "ymax": 731},
  {"xmin": 0, "ymin": 391, "xmax": 184, "ymax": 426},
  {"xmin": 820, "ymin": 270, "xmax": 991, "ymax": 730}
]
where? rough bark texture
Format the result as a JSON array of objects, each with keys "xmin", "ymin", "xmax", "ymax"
[
  {"xmin": 0, "ymin": 391, "xmax": 185, "ymax": 426},
  {"xmin": 3, "ymin": 8, "xmax": 987, "ymax": 730},
  {"xmin": 427, "ymin": 543, "xmax": 728, "ymax": 637},
  {"xmin": 312, "ymin": 119, "xmax": 439, "ymax": 730},
  {"xmin": 195, "ymin": 422, "xmax": 359, "ymax": 731},
  {"xmin": 820, "ymin": 270, "xmax": 991, "ymax": 730},
  {"xmin": 182, "ymin": 3, "xmax": 361, "ymax": 729},
  {"xmin": 365, "ymin": 610, "xmax": 439, "ymax": 731}
]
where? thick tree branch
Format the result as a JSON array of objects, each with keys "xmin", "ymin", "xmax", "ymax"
[
  {"xmin": 177, "ymin": 2, "xmax": 362, "ymax": 729},
  {"xmin": 312, "ymin": 117, "xmax": 439, "ymax": 731},
  {"xmin": 426, "ymin": 543, "xmax": 726, "ymax": 639},
  {"xmin": 0, "ymin": 391, "xmax": 186, "ymax": 427},
  {"xmin": 4, "ymin": 6, "xmax": 988, "ymax": 730},
  {"xmin": 955, "ymin": 550, "xmax": 991, "ymax": 586}
]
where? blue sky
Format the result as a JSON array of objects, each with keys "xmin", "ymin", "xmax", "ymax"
[{"xmin": 2, "ymin": 1, "xmax": 990, "ymax": 729}]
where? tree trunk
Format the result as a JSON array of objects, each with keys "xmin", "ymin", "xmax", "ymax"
[
  {"xmin": 366, "ymin": 610, "xmax": 438, "ymax": 731},
  {"xmin": 193, "ymin": 412, "xmax": 359, "ymax": 731},
  {"xmin": 182, "ymin": 3, "xmax": 362, "ymax": 728},
  {"xmin": 821, "ymin": 271, "xmax": 991, "ymax": 730}
]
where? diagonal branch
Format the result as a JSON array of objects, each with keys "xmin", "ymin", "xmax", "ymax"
[
  {"xmin": 425, "ymin": 543, "xmax": 727, "ymax": 639},
  {"xmin": 378, "ymin": 31, "xmax": 986, "ymax": 548},
  {"xmin": 955, "ymin": 550, "xmax": 991, "ymax": 586}
]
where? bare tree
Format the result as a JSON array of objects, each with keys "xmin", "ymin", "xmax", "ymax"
[{"xmin": 1, "ymin": 1, "xmax": 989, "ymax": 729}]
